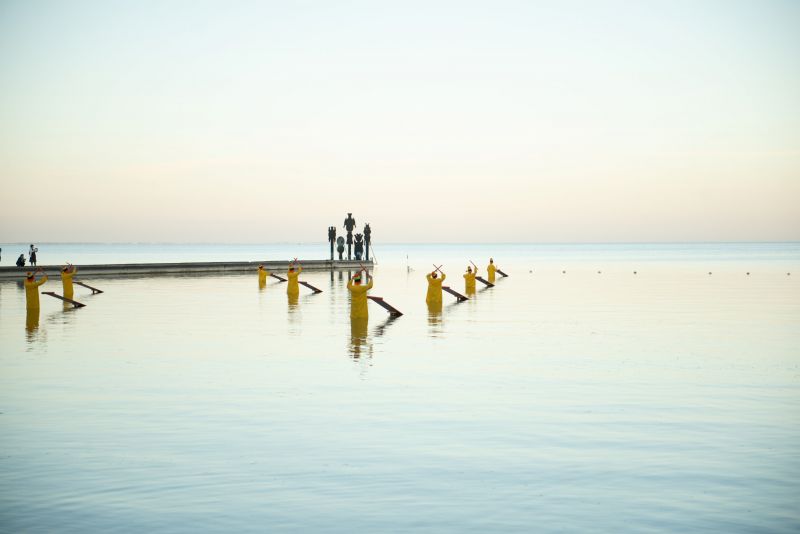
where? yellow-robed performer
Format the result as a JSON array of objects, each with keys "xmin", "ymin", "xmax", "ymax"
[
  {"xmin": 286, "ymin": 262, "xmax": 302, "ymax": 296},
  {"xmin": 24, "ymin": 268, "xmax": 48, "ymax": 310},
  {"xmin": 257, "ymin": 264, "xmax": 269, "ymax": 287},
  {"xmin": 487, "ymin": 258, "xmax": 498, "ymax": 284},
  {"xmin": 463, "ymin": 265, "xmax": 478, "ymax": 294},
  {"xmin": 426, "ymin": 268, "xmax": 445, "ymax": 307},
  {"xmin": 347, "ymin": 271, "xmax": 374, "ymax": 320},
  {"xmin": 61, "ymin": 264, "xmax": 77, "ymax": 299}
]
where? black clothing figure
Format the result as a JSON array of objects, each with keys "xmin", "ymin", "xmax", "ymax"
[
  {"xmin": 336, "ymin": 236, "xmax": 345, "ymax": 261},
  {"xmin": 343, "ymin": 213, "xmax": 356, "ymax": 260},
  {"xmin": 327, "ymin": 226, "xmax": 337, "ymax": 260},
  {"xmin": 29, "ymin": 244, "xmax": 37, "ymax": 267},
  {"xmin": 354, "ymin": 234, "xmax": 364, "ymax": 261},
  {"xmin": 16, "ymin": 254, "xmax": 26, "ymax": 267},
  {"xmin": 363, "ymin": 223, "xmax": 371, "ymax": 262}
]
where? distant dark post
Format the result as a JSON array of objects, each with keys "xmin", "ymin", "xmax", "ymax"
[
  {"xmin": 363, "ymin": 223, "xmax": 371, "ymax": 262},
  {"xmin": 354, "ymin": 233, "xmax": 364, "ymax": 261},
  {"xmin": 327, "ymin": 226, "xmax": 336, "ymax": 260},
  {"xmin": 336, "ymin": 236, "xmax": 345, "ymax": 260},
  {"xmin": 343, "ymin": 212, "xmax": 356, "ymax": 260}
]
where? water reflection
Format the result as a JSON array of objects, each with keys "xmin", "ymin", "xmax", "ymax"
[
  {"xmin": 349, "ymin": 317, "xmax": 371, "ymax": 360},
  {"xmin": 25, "ymin": 308, "xmax": 40, "ymax": 342},
  {"xmin": 373, "ymin": 315, "xmax": 399, "ymax": 338},
  {"xmin": 286, "ymin": 293, "xmax": 301, "ymax": 334},
  {"xmin": 427, "ymin": 303, "xmax": 444, "ymax": 336}
]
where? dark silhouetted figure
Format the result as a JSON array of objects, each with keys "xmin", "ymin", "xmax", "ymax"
[
  {"xmin": 328, "ymin": 226, "xmax": 337, "ymax": 260},
  {"xmin": 336, "ymin": 236, "xmax": 345, "ymax": 261},
  {"xmin": 364, "ymin": 223, "xmax": 371, "ymax": 262},
  {"xmin": 343, "ymin": 213, "xmax": 356, "ymax": 260},
  {"xmin": 354, "ymin": 234, "xmax": 364, "ymax": 261}
]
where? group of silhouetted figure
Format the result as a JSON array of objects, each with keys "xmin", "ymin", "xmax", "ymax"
[{"xmin": 5, "ymin": 244, "xmax": 38, "ymax": 267}]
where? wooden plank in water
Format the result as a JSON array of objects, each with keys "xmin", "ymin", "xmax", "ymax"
[
  {"xmin": 299, "ymin": 281, "xmax": 323, "ymax": 294},
  {"xmin": 442, "ymin": 286, "xmax": 468, "ymax": 302},
  {"xmin": 497, "ymin": 269, "xmax": 509, "ymax": 277},
  {"xmin": 367, "ymin": 295, "xmax": 403, "ymax": 317},
  {"xmin": 270, "ymin": 273, "xmax": 287, "ymax": 282},
  {"xmin": 475, "ymin": 276, "xmax": 494, "ymax": 287},
  {"xmin": 74, "ymin": 281, "xmax": 104, "ymax": 294},
  {"xmin": 42, "ymin": 291, "xmax": 86, "ymax": 308}
]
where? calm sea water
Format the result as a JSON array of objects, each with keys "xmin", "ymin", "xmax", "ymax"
[{"xmin": 1, "ymin": 243, "xmax": 798, "ymax": 533}]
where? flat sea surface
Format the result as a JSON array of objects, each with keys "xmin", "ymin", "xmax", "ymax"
[{"xmin": 1, "ymin": 243, "xmax": 798, "ymax": 533}]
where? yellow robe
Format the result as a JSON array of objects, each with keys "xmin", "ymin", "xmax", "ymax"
[
  {"xmin": 61, "ymin": 268, "xmax": 77, "ymax": 299},
  {"xmin": 464, "ymin": 268, "xmax": 477, "ymax": 293},
  {"xmin": 26, "ymin": 308, "xmax": 40, "ymax": 333},
  {"xmin": 258, "ymin": 268, "xmax": 269, "ymax": 286},
  {"xmin": 487, "ymin": 263, "xmax": 497, "ymax": 284},
  {"xmin": 24, "ymin": 275, "xmax": 48, "ymax": 309},
  {"xmin": 347, "ymin": 278, "xmax": 374, "ymax": 319},
  {"xmin": 287, "ymin": 267, "xmax": 302, "ymax": 296},
  {"xmin": 426, "ymin": 272, "xmax": 445, "ymax": 305}
]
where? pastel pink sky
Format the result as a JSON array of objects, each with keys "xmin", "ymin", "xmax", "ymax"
[{"xmin": 1, "ymin": 1, "xmax": 798, "ymax": 242}]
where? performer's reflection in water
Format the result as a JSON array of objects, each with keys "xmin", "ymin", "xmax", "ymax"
[
  {"xmin": 25, "ymin": 308, "xmax": 40, "ymax": 342},
  {"xmin": 427, "ymin": 302, "xmax": 444, "ymax": 336},
  {"xmin": 287, "ymin": 292, "xmax": 301, "ymax": 334},
  {"xmin": 349, "ymin": 317, "xmax": 371, "ymax": 360}
]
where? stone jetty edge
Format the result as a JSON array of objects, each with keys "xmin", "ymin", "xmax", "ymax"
[{"xmin": 0, "ymin": 260, "xmax": 374, "ymax": 281}]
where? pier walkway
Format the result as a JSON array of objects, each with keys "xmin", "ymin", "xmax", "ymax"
[{"xmin": 0, "ymin": 260, "xmax": 373, "ymax": 281}]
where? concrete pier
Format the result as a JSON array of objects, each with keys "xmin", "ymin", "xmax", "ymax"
[{"xmin": 0, "ymin": 259, "xmax": 373, "ymax": 281}]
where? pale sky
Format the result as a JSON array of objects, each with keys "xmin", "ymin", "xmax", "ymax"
[{"xmin": 1, "ymin": 0, "xmax": 798, "ymax": 243}]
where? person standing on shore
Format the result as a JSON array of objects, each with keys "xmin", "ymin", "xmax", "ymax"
[
  {"xmin": 29, "ymin": 244, "xmax": 38, "ymax": 267},
  {"xmin": 487, "ymin": 258, "xmax": 498, "ymax": 284},
  {"xmin": 347, "ymin": 271, "xmax": 374, "ymax": 320},
  {"xmin": 24, "ymin": 268, "xmax": 48, "ymax": 310},
  {"xmin": 61, "ymin": 264, "xmax": 77, "ymax": 300}
]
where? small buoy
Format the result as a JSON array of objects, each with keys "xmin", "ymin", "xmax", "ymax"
[
  {"xmin": 708, "ymin": 272, "xmax": 712, "ymax": 275},
  {"xmin": 746, "ymin": 272, "xmax": 750, "ymax": 275},
  {"xmin": 633, "ymin": 271, "xmax": 637, "ymax": 275},
  {"xmin": 597, "ymin": 271, "xmax": 601, "ymax": 274},
  {"xmin": 562, "ymin": 270, "xmax": 566, "ymax": 274},
  {"xmin": 529, "ymin": 270, "xmax": 532, "ymax": 273}
]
